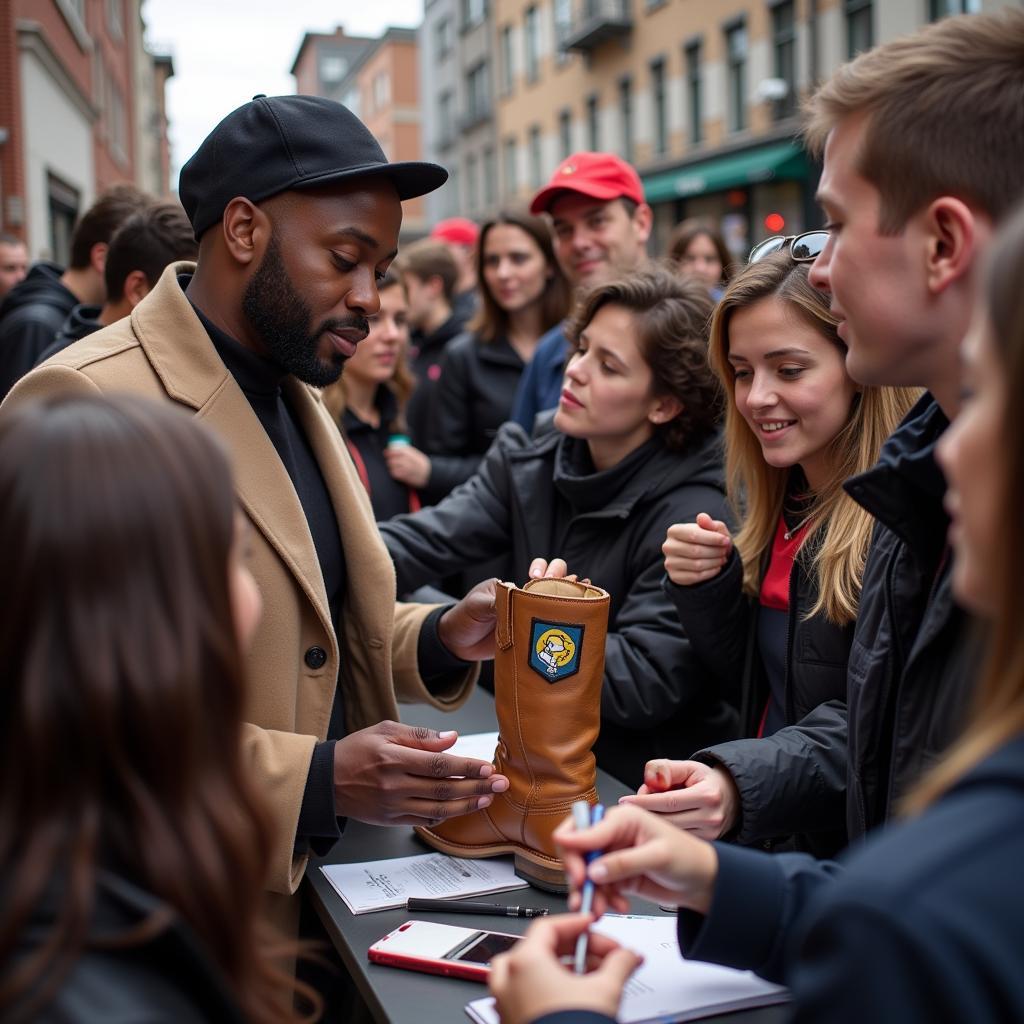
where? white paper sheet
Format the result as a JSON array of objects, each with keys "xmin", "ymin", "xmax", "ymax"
[
  {"xmin": 320, "ymin": 852, "xmax": 528, "ymax": 915},
  {"xmin": 465, "ymin": 914, "xmax": 788, "ymax": 1024},
  {"xmin": 446, "ymin": 731, "xmax": 500, "ymax": 766}
]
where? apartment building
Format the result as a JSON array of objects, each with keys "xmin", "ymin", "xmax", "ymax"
[
  {"xmin": 291, "ymin": 26, "xmax": 429, "ymax": 238},
  {"xmin": 0, "ymin": 0, "xmax": 174, "ymax": 261},
  {"xmin": 486, "ymin": 0, "xmax": 1003, "ymax": 258}
]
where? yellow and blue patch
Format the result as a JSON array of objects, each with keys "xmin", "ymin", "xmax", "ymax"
[{"xmin": 529, "ymin": 619, "xmax": 585, "ymax": 683}]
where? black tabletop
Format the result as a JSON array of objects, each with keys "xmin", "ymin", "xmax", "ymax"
[{"xmin": 305, "ymin": 685, "xmax": 788, "ymax": 1024}]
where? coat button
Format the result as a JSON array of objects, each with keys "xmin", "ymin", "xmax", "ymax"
[{"xmin": 304, "ymin": 646, "xmax": 327, "ymax": 670}]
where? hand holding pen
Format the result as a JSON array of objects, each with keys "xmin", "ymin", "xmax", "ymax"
[{"xmin": 554, "ymin": 802, "xmax": 721, "ymax": 918}]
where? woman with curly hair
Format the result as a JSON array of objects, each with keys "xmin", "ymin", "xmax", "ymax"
[{"xmin": 381, "ymin": 266, "xmax": 739, "ymax": 786}]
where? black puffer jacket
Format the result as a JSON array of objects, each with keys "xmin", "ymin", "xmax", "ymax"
[
  {"xmin": 423, "ymin": 330, "xmax": 526, "ymax": 502},
  {"xmin": 406, "ymin": 313, "xmax": 465, "ymax": 454},
  {"xmin": 690, "ymin": 396, "xmax": 978, "ymax": 847},
  {"xmin": 10, "ymin": 872, "xmax": 245, "ymax": 1023},
  {"xmin": 0, "ymin": 262, "xmax": 77, "ymax": 399},
  {"xmin": 380, "ymin": 419, "xmax": 739, "ymax": 786}
]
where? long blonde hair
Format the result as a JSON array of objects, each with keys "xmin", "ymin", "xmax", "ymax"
[
  {"xmin": 708, "ymin": 253, "xmax": 919, "ymax": 625},
  {"xmin": 909, "ymin": 203, "xmax": 1024, "ymax": 810}
]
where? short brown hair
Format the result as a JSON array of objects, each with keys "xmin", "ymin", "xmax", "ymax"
[
  {"xmin": 69, "ymin": 184, "xmax": 151, "ymax": 269},
  {"xmin": 803, "ymin": 9, "xmax": 1024, "ymax": 233},
  {"xmin": 395, "ymin": 239, "xmax": 457, "ymax": 302},
  {"xmin": 104, "ymin": 202, "xmax": 198, "ymax": 301},
  {"xmin": 565, "ymin": 264, "xmax": 721, "ymax": 452},
  {"xmin": 471, "ymin": 210, "xmax": 571, "ymax": 343}
]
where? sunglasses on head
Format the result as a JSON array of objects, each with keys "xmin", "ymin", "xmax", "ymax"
[{"xmin": 748, "ymin": 230, "xmax": 830, "ymax": 265}]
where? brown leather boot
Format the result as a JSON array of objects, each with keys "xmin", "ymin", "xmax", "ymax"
[{"xmin": 416, "ymin": 577, "xmax": 609, "ymax": 891}]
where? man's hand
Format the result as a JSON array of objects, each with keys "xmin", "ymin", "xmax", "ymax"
[
  {"xmin": 333, "ymin": 721, "xmax": 509, "ymax": 825},
  {"xmin": 554, "ymin": 803, "xmax": 719, "ymax": 917},
  {"xmin": 437, "ymin": 578, "xmax": 498, "ymax": 661},
  {"xmin": 489, "ymin": 913, "xmax": 640, "ymax": 1024},
  {"xmin": 384, "ymin": 443, "xmax": 432, "ymax": 489},
  {"xmin": 618, "ymin": 759, "xmax": 740, "ymax": 840},
  {"xmin": 663, "ymin": 513, "xmax": 732, "ymax": 586}
]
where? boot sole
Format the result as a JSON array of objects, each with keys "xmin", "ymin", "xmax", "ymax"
[{"xmin": 413, "ymin": 826, "xmax": 568, "ymax": 894}]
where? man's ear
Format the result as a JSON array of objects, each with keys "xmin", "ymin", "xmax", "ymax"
[
  {"xmin": 427, "ymin": 273, "xmax": 445, "ymax": 301},
  {"xmin": 221, "ymin": 197, "xmax": 267, "ymax": 267},
  {"xmin": 923, "ymin": 197, "xmax": 987, "ymax": 297},
  {"xmin": 122, "ymin": 269, "xmax": 151, "ymax": 308},
  {"xmin": 633, "ymin": 202, "xmax": 654, "ymax": 245},
  {"xmin": 89, "ymin": 241, "xmax": 109, "ymax": 275}
]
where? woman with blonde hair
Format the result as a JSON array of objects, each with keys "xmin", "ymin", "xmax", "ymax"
[{"xmin": 623, "ymin": 243, "xmax": 918, "ymax": 854}]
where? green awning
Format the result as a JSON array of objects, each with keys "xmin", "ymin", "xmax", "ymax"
[{"xmin": 642, "ymin": 141, "xmax": 810, "ymax": 203}]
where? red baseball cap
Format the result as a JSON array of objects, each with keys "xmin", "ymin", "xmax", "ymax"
[
  {"xmin": 529, "ymin": 152, "xmax": 645, "ymax": 215},
  {"xmin": 430, "ymin": 217, "xmax": 479, "ymax": 246}
]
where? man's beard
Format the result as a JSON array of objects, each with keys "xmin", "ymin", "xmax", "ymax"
[{"xmin": 241, "ymin": 234, "xmax": 368, "ymax": 388}]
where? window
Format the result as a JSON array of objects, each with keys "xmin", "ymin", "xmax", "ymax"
[
  {"xmin": 500, "ymin": 25, "xmax": 514, "ymax": 94},
  {"xmin": 483, "ymin": 146, "xmax": 496, "ymax": 205},
  {"xmin": 618, "ymin": 76, "xmax": 633, "ymax": 164},
  {"xmin": 466, "ymin": 153, "xmax": 479, "ymax": 213},
  {"xmin": 529, "ymin": 125, "xmax": 543, "ymax": 189},
  {"xmin": 685, "ymin": 42, "xmax": 703, "ymax": 144},
  {"xmin": 372, "ymin": 72, "xmax": 390, "ymax": 112},
  {"xmin": 435, "ymin": 16, "xmax": 453, "ymax": 58},
  {"xmin": 466, "ymin": 62, "xmax": 491, "ymax": 126},
  {"xmin": 462, "ymin": 0, "xmax": 486, "ymax": 29},
  {"xmin": 845, "ymin": 0, "xmax": 873, "ymax": 57},
  {"xmin": 586, "ymin": 94, "xmax": 600, "ymax": 151},
  {"xmin": 650, "ymin": 59, "xmax": 667, "ymax": 157},
  {"xmin": 553, "ymin": 0, "xmax": 572, "ymax": 63},
  {"xmin": 446, "ymin": 165, "xmax": 460, "ymax": 217},
  {"xmin": 320, "ymin": 55, "xmax": 348, "ymax": 84},
  {"xmin": 559, "ymin": 108, "xmax": 572, "ymax": 159},
  {"xmin": 503, "ymin": 137, "xmax": 518, "ymax": 197},
  {"xmin": 928, "ymin": 0, "xmax": 979, "ymax": 19},
  {"xmin": 725, "ymin": 22, "xmax": 748, "ymax": 132},
  {"xmin": 438, "ymin": 90, "xmax": 455, "ymax": 147},
  {"xmin": 772, "ymin": 1, "xmax": 797, "ymax": 120},
  {"xmin": 524, "ymin": 6, "xmax": 540, "ymax": 83}
]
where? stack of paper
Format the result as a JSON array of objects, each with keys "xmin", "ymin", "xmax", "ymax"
[
  {"xmin": 465, "ymin": 914, "xmax": 788, "ymax": 1023},
  {"xmin": 320, "ymin": 852, "xmax": 528, "ymax": 915}
]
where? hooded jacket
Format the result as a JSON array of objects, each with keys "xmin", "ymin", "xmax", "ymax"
[
  {"xmin": 687, "ymin": 395, "xmax": 977, "ymax": 848},
  {"xmin": 380, "ymin": 418, "xmax": 739, "ymax": 785},
  {"xmin": 36, "ymin": 303, "xmax": 104, "ymax": 365},
  {"xmin": 0, "ymin": 262, "xmax": 78, "ymax": 398}
]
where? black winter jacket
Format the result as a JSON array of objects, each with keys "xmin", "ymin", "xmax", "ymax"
[
  {"xmin": 406, "ymin": 313, "xmax": 465, "ymax": 454},
  {"xmin": 11, "ymin": 872, "xmax": 245, "ymax": 1022},
  {"xmin": 380, "ymin": 420, "xmax": 739, "ymax": 786},
  {"xmin": 667, "ymin": 540, "xmax": 851, "ymax": 855},
  {"xmin": 690, "ymin": 395, "xmax": 977, "ymax": 846},
  {"xmin": 0, "ymin": 262, "xmax": 77, "ymax": 399},
  {"xmin": 36, "ymin": 302, "xmax": 103, "ymax": 365},
  {"xmin": 423, "ymin": 331, "xmax": 527, "ymax": 502}
]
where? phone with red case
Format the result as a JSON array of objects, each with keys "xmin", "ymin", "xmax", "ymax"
[{"xmin": 367, "ymin": 919, "xmax": 521, "ymax": 983}]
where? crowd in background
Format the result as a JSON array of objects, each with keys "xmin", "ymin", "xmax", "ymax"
[{"xmin": 1, "ymin": 8, "xmax": 1024, "ymax": 1024}]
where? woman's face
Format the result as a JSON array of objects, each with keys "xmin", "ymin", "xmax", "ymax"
[
  {"xmin": 342, "ymin": 283, "xmax": 409, "ymax": 386},
  {"xmin": 936, "ymin": 316, "xmax": 1005, "ymax": 616},
  {"xmin": 230, "ymin": 514, "xmax": 262, "ymax": 653},
  {"xmin": 679, "ymin": 233, "xmax": 724, "ymax": 287},
  {"xmin": 554, "ymin": 303, "xmax": 676, "ymax": 458},
  {"xmin": 481, "ymin": 224, "xmax": 551, "ymax": 316},
  {"xmin": 727, "ymin": 296, "xmax": 858, "ymax": 492}
]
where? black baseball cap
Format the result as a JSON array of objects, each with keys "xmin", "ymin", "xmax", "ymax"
[{"xmin": 179, "ymin": 94, "xmax": 449, "ymax": 239}]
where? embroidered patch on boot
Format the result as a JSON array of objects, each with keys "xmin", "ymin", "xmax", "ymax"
[{"xmin": 529, "ymin": 619, "xmax": 585, "ymax": 683}]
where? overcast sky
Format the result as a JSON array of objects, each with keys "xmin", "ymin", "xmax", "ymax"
[{"xmin": 141, "ymin": 0, "xmax": 424, "ymax": 189}]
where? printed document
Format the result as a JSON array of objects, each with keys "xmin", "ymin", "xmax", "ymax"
[
  {"xmin": 465, "ymin": 914, "xmax": 788, "ymax": 1023},
  {"xmin": 320, "ymin": 852, "xmax": 527, "ymax": 915}
]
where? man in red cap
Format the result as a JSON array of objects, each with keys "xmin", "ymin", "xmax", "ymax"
[
  {"xmin": 430, "ymin": 216, "xmax": 480, "ymax": 328},
  {"xmin": 511, "ymin": 151, "xmax": 652, "ymax": 431}
]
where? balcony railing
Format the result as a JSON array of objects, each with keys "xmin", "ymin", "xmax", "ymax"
[{"xmin": 561, "ymin": 0, "xmax": 633, "ymax": 53}]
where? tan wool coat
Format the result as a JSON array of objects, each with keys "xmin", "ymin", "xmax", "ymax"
[{"xmin": 3, "ymin": 262, "xmax": 474, "ymax": 897}]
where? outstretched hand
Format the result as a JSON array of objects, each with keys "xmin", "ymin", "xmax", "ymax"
[
  {"xmin": 437, "ymin": 577, "xmax": 498, "ymax": 661},
  {"xmin": 663, "ymin": 512, "xmax": 732, "ymax": 586},
  {"xmin": 489, "ymin": 913, "xmax": 641, "ymax": 1024}
]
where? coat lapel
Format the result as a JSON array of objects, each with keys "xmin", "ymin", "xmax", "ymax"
[{"xmin": 130, "ymin": 264, "xmax": 333, "ymax": 643}]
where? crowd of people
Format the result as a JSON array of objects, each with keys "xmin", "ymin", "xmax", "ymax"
[{"xmin": 0, "ymin": 7, "xmax": 1022, "ymax": 1023}]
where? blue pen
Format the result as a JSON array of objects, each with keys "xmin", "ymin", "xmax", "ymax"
[{"xmin": 572, "ymin": 800, "xmax": 605, "ymax": 974}]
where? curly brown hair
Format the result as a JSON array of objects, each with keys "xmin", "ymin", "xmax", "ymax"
[{"xmin": 565, "ymin": 264, "xmax": 722, "ymax": 452}]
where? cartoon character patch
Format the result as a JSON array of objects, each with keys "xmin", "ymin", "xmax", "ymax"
[{"xmin": 529, "ymin": 619, "xmax": 585, "ymax": 683}]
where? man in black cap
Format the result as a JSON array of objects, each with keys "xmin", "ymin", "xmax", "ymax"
[{"xmin": 3, "ymin": 96, "xmax": 508, "ymax": 917}]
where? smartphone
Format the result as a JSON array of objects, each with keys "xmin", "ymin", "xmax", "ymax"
[{"xmin": 367, "ymin": 919, "xmax": 521, "ymax": 983}]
